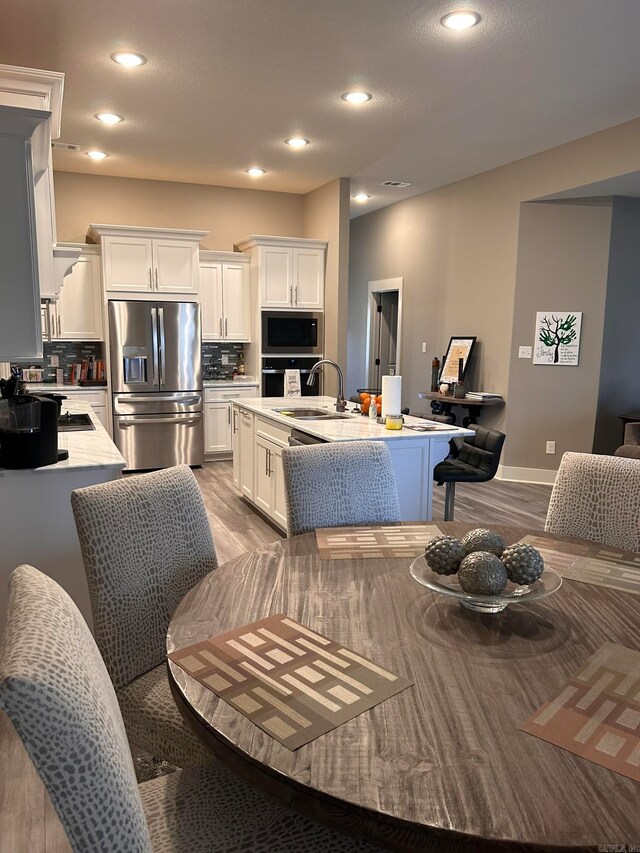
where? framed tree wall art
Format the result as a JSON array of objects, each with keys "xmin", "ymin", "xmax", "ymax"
[{"xmin": 533, "ymin": 312, "xmax": 582, "ymax": 365}]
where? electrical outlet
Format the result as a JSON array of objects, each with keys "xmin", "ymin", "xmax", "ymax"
[
  {"xmin": 518, "ymin": 346, "xmax": 532, "ymax": 359},
  {"xmin": 50, "ymin": 354, "xmax": 59, "ymax": 367},
  {"xmin": 221, "ymin": 354, "xmax": 229, "ymax": 365},
  {"xmin": 546, "ymin": 441, "xmax": 556, "ymax": 454},
  {"xmin": 421, "ymin": 342, "xmax": 427, "ymax": 353}
]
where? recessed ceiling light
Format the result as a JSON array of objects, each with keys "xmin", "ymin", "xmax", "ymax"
[
  {"xmin": 86, "ymin": 150, "xmax": 109, "ymax": 160},
  {"xmin": 111, "ymin": 51, "xmax": 146, "ymax": 67},
  {"xmin": 353, "ymin": 193, "xmax": 370, "ymax": 203},
  {"xmin": 285, "ymin": 137, "xmax": 309, "ymax": 149},
  {"xmin": 441, "ymin": 10, "xmax": 481, "ymax": 30},
  {"xmin": 95, "ymin": 112, "xmax": 123, "ymax": 125},
  {"xmin": 342, "ymin": 91, "xmax": 372, "ymax": 105},
  {"xmin": 246, "ymin": 167, "xmax": 266, "ymax": 177}
]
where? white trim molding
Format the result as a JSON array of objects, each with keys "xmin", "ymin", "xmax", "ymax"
[
  {"xmin": 365, "ymin": 277, "xmax": 403, "ymax": 385},
  {"xmin": 497, "ymin": 464, "xmax": 557, "ymax": 486}
]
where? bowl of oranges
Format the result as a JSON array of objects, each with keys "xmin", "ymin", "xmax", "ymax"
[{"xmin": 358, "ymin": 389, "xmax": 382, "ymax": 417}]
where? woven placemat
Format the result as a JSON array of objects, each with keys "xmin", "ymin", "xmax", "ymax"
[
  {"xmin": 520, "ymin": 534, "xmax": 640, "ymax": 595},
  {"xmin": 521, "ymin": 643, "xmax": 640, "ymax": 782},
  {"xmin": 316, "ymin": 523, "xmax": 443, "ymax": 560},
  {"xmin": 169, "ymin": 614, "xmax": 413, "ymax": 750}
]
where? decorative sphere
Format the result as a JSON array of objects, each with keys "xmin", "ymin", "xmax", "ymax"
[
  {"xmin": 461, "ymin": 528, "xmax": 506, "ymax": 557},
  {"xmin": 501, "ymin": 543, "xmax": 544, "ymax": 585},
  {"xmin": 425, "ymin": 536, "xmax": 465, "ymax": 575},
  {"xmin": 458, "ymin": 552, "xmax": 508, "ymax": 595}
]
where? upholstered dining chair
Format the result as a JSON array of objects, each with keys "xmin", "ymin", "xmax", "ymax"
[
  {"xmin": 0, "ymin": 565, "xmax": 382, "ymax": 852},
  {"xmin": 545, "ymin": 452, "xmax": 640, "ymax": 552},
  {"xmin": 433, "ymin": 424, "xmax": 505, "ymax": 520},
  {"xmin": 71, "ymin": 465, "xmax": 216, "ymax": 768},
  {"xmin": 281, "ymin": 440, "xmax": 401, "ymax": 537}
]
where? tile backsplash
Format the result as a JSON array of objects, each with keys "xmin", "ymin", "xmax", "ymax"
[
  {"xmin": 10, "ymin": 341, "xmax": 104, "ymax": 384},
  {"xmin": 202, "ymin": 343, "xmax": 245, "ymax": 381},
  {"xmin": 10, "ymin": 341, "xmax": 244, "ymax": 384}
]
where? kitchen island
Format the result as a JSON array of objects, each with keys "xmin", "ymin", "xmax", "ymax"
[
  {"xmin": 0, "ymin": 400, "xmax": 125, "ymax": 631},
  {"xmin": 231, "ymin": 396, "xmax": 473, "ymax": 529}
]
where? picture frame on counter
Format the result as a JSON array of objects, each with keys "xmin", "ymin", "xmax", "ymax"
[{"xmin": 439, "ymin": 336, "xmax": 476, "ymax": 383}]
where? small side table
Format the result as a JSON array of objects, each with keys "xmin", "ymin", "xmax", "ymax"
[{"xmin": 417, "ymin": 391, "xmax": 504, "ymax": 426}]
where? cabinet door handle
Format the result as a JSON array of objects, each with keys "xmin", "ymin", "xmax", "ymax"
[
  {"xmin": 289, "ymin": 286, "xmax": 293, "ymax": 305},
  {"xmin": 267, "ymin": 448, "xmax": 272, "ymax": 476},
  {"xmin": 294, "ymin": 285, "xmax": 298, "ymax": 305},
  {"xmin": 225, "ymin": 318, "xmax": 228, "ymax": 337},
  {"xmin": 148, "ymin": 268, "xmax": 153, "ymax": 290},
  {"xmin": 265, "ymin": 448, "xmax": 270, "ymax": 476},
  {"xmin": 154, "ymin": 268, "xmax": 159, "ymax": 290},
  {"xmin": 57, "ymin": 312, "xmax": 61, "ymax": 337},
  {"xmin": 227, "ymin": 406, "xmax": 231, "ymax": 425},
  {"xmin": 233, "ymin": 410, "xmax": 238, "ymax": 433},
  {"xmin": 219, "ymin": 317, "xmax": 223, "ymax": 337}
]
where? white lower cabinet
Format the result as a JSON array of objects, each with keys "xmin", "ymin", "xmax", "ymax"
[
  {"xmin": 236, "ymin": 408, "xmax": 255, "ymax": 498},
  {"xmin": 245, "ymin": 414, "xmax": 291, "ymax": 528},
  {"xmin": 204, "ymin": 387, "xmax": 258, "ymax": 458}
]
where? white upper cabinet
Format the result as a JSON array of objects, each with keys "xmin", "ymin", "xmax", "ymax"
[
  {"xmin": 236, "ymin": 235, "xmax": 327, "ymax": 311},
  {"xmin": 56, "ymin": 245, "xmax": 103, "ymax": 340},
  {"xmin": 88, "ymin": 225, "xmax": 208, "ymax": 299},
  {"xmin": 294, "ymin": 247, "xmax": 324, "ymax": 308},
  {"xmin": 200, "ymin": 251, "xmax": 250, "ymax": 342},
  {"xmin": 262, "ymin": 246, "xmax": 293, "ymax": 307}
]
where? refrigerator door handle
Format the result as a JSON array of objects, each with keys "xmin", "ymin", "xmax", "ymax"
[
  {"xmin": 118, "ymin": 394, "xmax": 201, "ymax": 404},
  {"xmin": 158, "ymin": 306, "xmax": 166, "ymax": 388},
  {"xmin": 118, "ymin": 415, "xmax": 201, "ymax": 427},
  {"xmin": 150, "ymin": 306, "xmax": 160, "ymax": 386}
]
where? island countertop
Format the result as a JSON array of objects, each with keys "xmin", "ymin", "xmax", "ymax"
[
  {"xmin": 232, "ymin": 395, "xmax": 473, "ymax": 442},
  {"xmin": 0, "ymin": 400, "xmax": 125, "ymax": 479}
]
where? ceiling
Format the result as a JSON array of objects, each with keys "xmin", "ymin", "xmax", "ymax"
[
  {"xmin": 538, "ymin": 170, "xmax": 640, "ymax": 202},
  {"xmin": 3, "ymin": 0, "xmax": 640, "ymax": 217}
]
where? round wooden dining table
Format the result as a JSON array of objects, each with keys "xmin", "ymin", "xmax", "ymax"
[{"xmin": 167, "ymin": 523, "xmax": 640, "ymax": 852}]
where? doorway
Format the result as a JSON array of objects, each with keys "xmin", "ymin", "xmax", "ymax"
[{"xmin": 365, "ymin": 278, "xmax": 403, "ymax": 391}]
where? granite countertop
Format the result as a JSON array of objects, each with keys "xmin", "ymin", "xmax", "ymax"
[
  {"xmin": 26, "ymin": 383, "xmax": 108, "ymax": 393},
  {"xmin": 232, "ymin": 396, "xmax": 473, "ymax": 442},
  {"xmin": 203, "ymin": 378, "xmax": 258, "ymax": 387},
  {"xmin": 0, "ymin": 400, "xmax": 125, "ymax": 478}
]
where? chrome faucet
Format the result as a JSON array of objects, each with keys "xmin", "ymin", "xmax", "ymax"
[{"xmin": 307, "ymin": 359, "xmax": 347, "ymax": 411}]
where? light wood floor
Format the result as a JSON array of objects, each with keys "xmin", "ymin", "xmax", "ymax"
[{"xmin": 0, "ymin": 462, "xmax": 551, "ymax": 853}]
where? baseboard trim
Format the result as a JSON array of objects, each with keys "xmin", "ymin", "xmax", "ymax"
[{"xmin": 497, "ymin": 465, "xmax": 557, "ymax": 486}]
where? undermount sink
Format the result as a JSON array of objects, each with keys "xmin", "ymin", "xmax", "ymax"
[{"xmin": 273, "ymin": 407, "xmax": 352, "ymax": 421}]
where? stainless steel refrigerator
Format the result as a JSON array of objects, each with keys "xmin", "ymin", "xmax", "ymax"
[{"xmin": 109, "ymin": 300, "xmax": 203, "ymax": 470}]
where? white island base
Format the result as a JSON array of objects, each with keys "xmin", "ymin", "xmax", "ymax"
[
  {"xmin": 0, "ymin": 401, "xmax": 125, "ymax": 631},
  {"xmin": 231, "ymin": 396, "xmax": 473, "ymax": 530}
]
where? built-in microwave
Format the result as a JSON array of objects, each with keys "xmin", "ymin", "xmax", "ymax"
[{"xmin": 261, "ymin": 311, "xmax": 323, "ymax": 355}]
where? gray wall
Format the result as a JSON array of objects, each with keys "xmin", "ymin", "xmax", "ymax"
[
  {"xmin": 593, "ymin": 197, "xmax": 640, "ymax": 453},
  {"xmin": 503, "ymin": 201, "xmax": 613, "ymax": 471},
  {"xmin": 347, "ymin": 193, "xmax": 448, "ymax": 409}
]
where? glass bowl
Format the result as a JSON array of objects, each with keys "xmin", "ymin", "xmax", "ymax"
[{"xmin": 409, "ymin": 554, "xmax": 562, "ymax": 614}]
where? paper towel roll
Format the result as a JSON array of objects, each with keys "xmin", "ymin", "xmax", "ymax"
[{"xmin": 381, "ymin": 374, "xmax": 402, "ymax": 417}]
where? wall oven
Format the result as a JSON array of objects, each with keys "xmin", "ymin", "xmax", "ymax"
[
  {"xmin": 261, "ymin": 311, "xmax": 323, "ymax": 355},
  {"xmin": 261, "ymin": 357, "xmax": 322, "ymax": 397}
]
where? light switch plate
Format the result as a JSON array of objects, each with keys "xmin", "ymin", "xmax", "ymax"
[
  {"xmin": 221, "ymin": 354, "xmax": 229, "ymax": 365},
  {"xmin": 50, "ymin": 354, "xmax": 59, "ymax": 367},
  {"xmin": 546, "ymin": 441, "xmax": 556, "ymax": 454},
  {"xmin": 422, "ymin": 342, "xmax": 427, "ymax": 353},
  {"xmin": 518, "ymin": 346, "xmax": 532, "ymax": 359}
]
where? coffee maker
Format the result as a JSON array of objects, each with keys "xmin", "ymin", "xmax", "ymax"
[{"xmin": 0, "ymin": 394, "xmax": 65, "ymax": 469}]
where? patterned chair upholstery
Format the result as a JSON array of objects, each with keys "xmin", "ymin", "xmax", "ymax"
[
  {"xmin": 281, "ymin": 440, "xmax": 401, "ymax": 537},
  {"xmin": 545, "ymin": 452, "xmax": 640, "ymax": 552},
  {"xmin": 614, "ymin": 422, "xmax": 640, "ymax": 460},
  {"xmin": 433, "ymin": 424, "xmax": 505, "ymax": 520},
  {"xmin": 0, "ymin": 565, "xmax": 385, "ymax": 852},
  {"xmin": 71, "ymin": 465, "xmax": 217, "ymax": 767}
]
